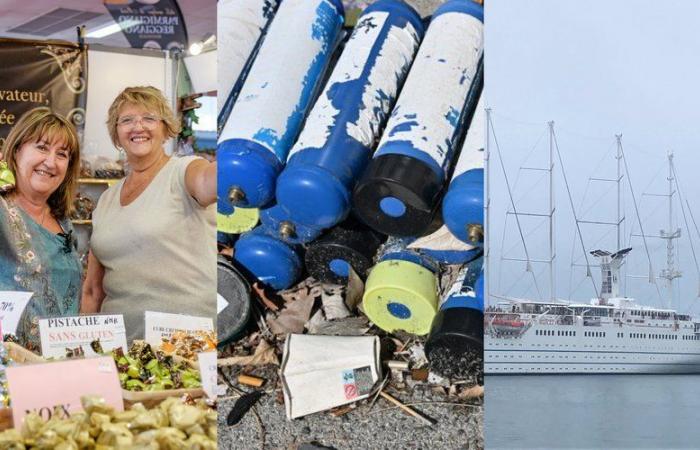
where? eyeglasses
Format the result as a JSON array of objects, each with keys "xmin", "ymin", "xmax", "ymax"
[{"xmin": 116, "ymin": 115, "xmax": 162, "ymax": 129}]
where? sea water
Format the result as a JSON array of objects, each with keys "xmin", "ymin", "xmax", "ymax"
[{"xmin": 486, "ymin": 374, "xmax": 700, "ymax": 449}]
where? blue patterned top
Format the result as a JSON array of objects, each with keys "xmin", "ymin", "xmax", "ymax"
[{"xmin": 0, "ymin": 195, "xmax": 82, "ymax": 350}]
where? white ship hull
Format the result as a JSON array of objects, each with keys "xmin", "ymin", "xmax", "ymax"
[{"xmin": 485, "ymin": 321, "xmax": 700, "ymax": 374}]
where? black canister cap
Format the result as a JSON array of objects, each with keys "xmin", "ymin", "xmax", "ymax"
[
  {"xmin": 352, "ymin": 154, "xmax": 444, "ymax": 236},
  {"xmin": 425, "ymin": 308, "xmax": 483, "ymax": 380},
  {"xmin": 305, "ymin": 218, "xmax": 385, "ymax": 285}
]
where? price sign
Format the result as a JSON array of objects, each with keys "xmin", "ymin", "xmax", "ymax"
[
  {"xmin": 0, "ymin": 291, "xmax": 32, "ymax": 335},
  {"xmin": 38, "ymin": 314, "xmax": 127, "ymax": 358},
  {"xmin": 198, "ymin": 351, "xmax": 218, "ymax": 399},
  {"xmin": 144, "ymin": 311, "xmax": 214, "ymax": 345},
  {"xmin": 6, "ymin": 356, "xmax": 123, "ymax": 427}
]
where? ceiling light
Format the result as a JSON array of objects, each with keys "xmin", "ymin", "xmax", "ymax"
[
  {"xmin": 188, "ymin": 33, "xmax": 216, "ymax": 56},
  {"xmin": 85, "ymin": 19, "xmax": 141, "ymax": 39}
]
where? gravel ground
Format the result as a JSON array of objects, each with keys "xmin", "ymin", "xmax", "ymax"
[{"xmin": 217, "ymin": 365, "xmax": 483, "ymax": 450}]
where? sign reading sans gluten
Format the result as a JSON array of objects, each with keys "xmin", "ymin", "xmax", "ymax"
[
  {"xmin": 38, "ymin": 314, "xmax": 127, "ymax": 359},
  {"xmin": 144, "ymin": 311, "xmax": 214, "ymax": 346}
]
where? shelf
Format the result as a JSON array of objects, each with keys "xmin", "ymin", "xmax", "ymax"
[
  {"xmin": 78, "ymin": 178, "xmax": 121, "ymax": 186},
  {"xmin": 71, "ymin": 219, "xmax": 92, "ymax": 225}
]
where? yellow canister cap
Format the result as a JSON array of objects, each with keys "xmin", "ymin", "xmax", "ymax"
[
  {"xmin": 363, "ymin": 259, "xmax": 438, "ymax": 335},
  {"xmin": 217, "ymin": 207, "xmax": 259, "ymax": 234}
]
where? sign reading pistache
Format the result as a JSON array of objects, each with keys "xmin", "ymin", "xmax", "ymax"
[
  {"xmin": 38, "ymin": 314, "xmax": 128, "ymax": 359},
  {"xmin": 0, "ymin": 39, "xmax": 87, "ymax": 147},
  {"xmin": 103, "ymin": 0, "xmax": 189, "ymax": 50}
]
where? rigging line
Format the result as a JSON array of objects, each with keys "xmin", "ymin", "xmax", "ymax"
[
  {"xmin": 545, "ymin": 125, "xmax": 612, "ymax": 142},
  {"xmin": 488, "ymin": 114, "xmax": 543, "ymax": 301},
  {"xmin": 488, "ymin": 110, "xmax": 553, "ymax": 128},
  {"xmin": 497, "ymin": 203, "xmax": 511, "ymax": 296},
  {"xmin": 686, "ymin": 199, "xmax": 700, "ymax": 243},
  {"xmin": 551, "ymin": 127, "xmax": 600, "ymax": 298},
  {"xmin": 568, "ymin": 226, "xmax": 578, "ymax": 300},
  {"xmin": 618, "ymin": 140, "xmax": 664, "ymax": 303},
  {"xmin": 513, "ymin": 171, "xmax": 548, "ymax": 205},
  {"xmin": 671, "ymin": 160, "xmax": 700, "ymax": 297}
]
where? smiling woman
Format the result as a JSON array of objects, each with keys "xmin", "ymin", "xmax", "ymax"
[
  {"xmin": 81, "ymin": 86, "xmax": 217, "ymax": 343},
  {"xmin": 0, "ymin": 108, "xmax": 82, "ymax": 351}
]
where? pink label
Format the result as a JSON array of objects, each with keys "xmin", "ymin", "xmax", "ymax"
[{"xmin": 6, "ymin": 356, "xmax": 123, "ymax": 426}]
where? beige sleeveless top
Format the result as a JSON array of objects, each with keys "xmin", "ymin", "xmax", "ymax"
[{"xmin": 91, "ymin": 156, "xmax": 216, "ymax": 342}]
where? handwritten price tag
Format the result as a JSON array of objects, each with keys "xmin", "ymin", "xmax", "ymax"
[
  {"xmin": 144, "ymin": 311, "xmax": 214, "ymax": 346},
  {"xmin": 0, "ymin": 291, "xmax": 32, "ymax": 335}
]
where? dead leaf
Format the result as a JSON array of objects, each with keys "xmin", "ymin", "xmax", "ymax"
[
  {"xmin": 345, "ymin": 266, "xmax": 364, "ymax": 311},
  {"xmin": 252, "ymin": 282, "xmax": 283, "ymax": 311},
  {"xmin": 267, "ymin": 293, "xmax": 316, "ymax": 335},
  {"xmin": 218, "ymin": 339, "xmax": 278, "ymax": 366},
  {"xmin": 306, "ymin": 316, "xmax": 370, "ymax": 336}
]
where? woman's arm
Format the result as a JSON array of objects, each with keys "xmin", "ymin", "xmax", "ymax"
[
  {"xmin": 81, "ymin": 250, "xmax": 106, "ymax": 313},
  {"xmin": 185, "ymin": 159, "xmax": 216, "ymax": 207}
]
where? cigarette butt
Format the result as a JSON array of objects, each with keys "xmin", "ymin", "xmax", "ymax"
[
  {"xmin": 238, "ymin": 374, "xmax": 264, "ymax": 387},
  {"xmin": 387, "ymin": 360, "xmax": 409, "ymax": 371}
]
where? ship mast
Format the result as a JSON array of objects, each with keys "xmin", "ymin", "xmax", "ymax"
[
  {"xmin": 659, "ymin": 151, "xmax": 682, "ymax": 309},
  {"xmin": 548, "ymin": 121, "xmax": 555, "ymax": 302},
  {"xmin": 485, "ymin": 107, "xmax": 491, "ymax": 305}
]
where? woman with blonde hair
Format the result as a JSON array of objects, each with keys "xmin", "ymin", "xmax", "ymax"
[
  {"xmin": 82, "ymin": 86, "xmax": 216, "ymax": 342},
  {"xmin": 0, "ymin": 107, "xmax": 82, "ymax": 350}
]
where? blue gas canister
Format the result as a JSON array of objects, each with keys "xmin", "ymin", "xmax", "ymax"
[
  {"xmin": 233, "ymin": 227, "xmax": 303, "ymax": 291},
  {"xmin": 217, "ymin": 0, "xmax": 344, "ymax": 213},
  {"xmin": 267, "ymin": 0, "xmax": 424, "ymax": 243},
  {"xmin": 353, "ymin": 0, "xmax": 484, "ymax": 236},
  {"xmin": 217, "ymin": 0, "xmax": 280, "ymax": 124},
  {"xmin": 425, "ymin": 259, "xmax": 484, "ymax": 378},
  {"xmin": 443, "ymin": 92, "xmax": 485, "ymax": 245}
]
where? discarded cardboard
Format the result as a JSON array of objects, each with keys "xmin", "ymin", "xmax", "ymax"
[{"xmin": 281, "ymin": 334, "xmax": 381, "ymax": 419}]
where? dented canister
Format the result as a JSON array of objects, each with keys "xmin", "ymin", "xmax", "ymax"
[
  {"xmin": 353, "ymin": 0, "xmax": 484, "ymax": 237},
  {"xmin": 233, "ymin": 227, "xmax": 303, "ymax": 291},
  {"xmin": 217, "ymin": 0, "xmax": 280, "ymax": 122},
  {"xmin": 267, "ymin": 0, "xmax": 424, "ymax": 243},
  {"xmin": 425, "ymin": 258, "xmax": 484, "ymax": 375},
  {"xmin": 217, "ymin": 0, "xmax": 344, "ymax": 213},
  {"xmin": 443, "ymin": 92, "xmax": 485, "ymax": 245}
]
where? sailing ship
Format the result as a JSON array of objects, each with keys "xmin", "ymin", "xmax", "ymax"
[{"xmin": 484, "ymin": 119, "xmax": 700, "ymax": 374}]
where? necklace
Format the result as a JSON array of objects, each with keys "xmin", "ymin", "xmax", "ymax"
[{"xmin": 11, "ymin": 195, "xmax": 50, "ymax": 226}]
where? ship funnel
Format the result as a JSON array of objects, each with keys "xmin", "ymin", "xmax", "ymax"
[{"xmin": 590, "ymin": 248, "xmax": 632, "ymax": 302}]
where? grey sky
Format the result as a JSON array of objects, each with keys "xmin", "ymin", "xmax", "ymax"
[{"xmin": 485, "ymin": 0, "xmax": 700, "ymax": 315}]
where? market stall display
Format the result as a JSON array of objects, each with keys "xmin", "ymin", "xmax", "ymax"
[{"xmin": 0, "ymin": 395, "xmax": 216, "ymax": 448}]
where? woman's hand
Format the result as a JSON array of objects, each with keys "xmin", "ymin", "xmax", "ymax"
[
  {"xmin": 185, "ymin": 159, "xmax": 216, "ymax": 207},
  {"xmin": 81, "ymin": 250, "xmax": 106, "ymax": 313}
]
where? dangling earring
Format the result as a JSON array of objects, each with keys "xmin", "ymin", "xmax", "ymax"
[{"xmin": 0, "ymin": 160, "xmax": 16, "ymax": 193}]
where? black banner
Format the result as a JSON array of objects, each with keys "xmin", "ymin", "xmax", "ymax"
[
  {"xmin": 0, "ymin": 39, "xmax": 88, "ymax": 148},
  {"xmin": 103, "ymin": 0, "xmax": 188, "ymax": 50}
]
